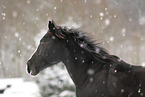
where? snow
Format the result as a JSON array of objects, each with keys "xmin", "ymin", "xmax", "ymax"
[
  {"xmin": 17, "ymin": 50, "xmax": 21, "ymax": 54},
  {"xmin": 114, "ymin": 70, "xmax": 117, "ymax": 73},
  {"xmin": 121, "ymin": 89, "xmax": 124, "ymax": 93},
  {"xmin": 14, "ymin": 33, "xmax": 19, "ymax": 37},
  {"xmin": 52, "ymin": 36, "xmax": 56, "ymax": 40},
  {"xmin": 105, "ymin": 19, "xmax": 110, "ymax": 26},
  {"xmin": 141, "ymin": 62, "xmax": 145, "ymax": 67},
  {"xmin": 27, "ymin": 0, "xmax": 31, "ymax": 4},
  {"xmin": 2, "ymin": 13, "xmax": 6, "ymax": 16},
  {"xmin": 61, "ymin": 17, "xmax": 82, "ymax": 28},
  {"xmin": 0, "ymin": 78, "xmax": 40, "ymax": 97},
  {"xmin": 82, "ymin": 60, "xmax": 85, "ymax": 63},
  {"xmin": 114, "ymin": 15, "xmax": 117, "ymax": 18},
  {"xmin": 89, "ymin": 78, "xmax": 93, "ymax": 82},
  {"xmin": 54, "ymin": 7, "xmax": 57, "ymax": 10},
  {"xmin": 95, "ymin": 0, "xmax": 101, "ymax": 4},
  {"xmin": 99, "ymin": 12, "xmax": 104, "ymax": 17},
  {"xmin": 122, "ymin": 28, "xmax": 126, "ymax": 37},
  {"xmin": 60, "ymin": 0, "xmax": 63, "ymax": 3},
  {"xmin": 109, "ymin": 37, "xmax": 114, "ymax": 42},
  {"xmin": 139, "ymin": 16, "xmax": 145, "ymax": 25},
  {"xmin": 138, "ymin": 88, "xmax": 141, "ymax": 93},
  {"xmin": 87, "ymin": 69, "xmax": 94, "ymax": 75},
  {"xmin": 36, "ymin": 62, "xmax": 75, "ymax": 97},
  {"xmin": 84, "ymin": 0, "xmax": 87, "ymax": 3},
  {"xmin": 59, "ymin": 90, "xmax": 75, "ymax": 97},
  {"xmin": 80, "ymin": 44, "xmax": 84, "ymax": 47}
]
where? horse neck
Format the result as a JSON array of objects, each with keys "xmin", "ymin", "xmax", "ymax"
[{"xmin": 62, "ymin": 48, "xmax": 103, "ymax": 88}]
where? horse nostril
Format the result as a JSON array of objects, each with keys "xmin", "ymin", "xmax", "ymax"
[
  {"xmin": 26, "ymin": 60, "xmax": 31, "ymax": 74},
  {"xmin": 27, "ymin": 65, "xmax": 31, "ymax": 74}
]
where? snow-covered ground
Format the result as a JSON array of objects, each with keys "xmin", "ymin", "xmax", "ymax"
[{"xmin": 0, "ymin": 78, "xmax": 40, "ymax": 97}]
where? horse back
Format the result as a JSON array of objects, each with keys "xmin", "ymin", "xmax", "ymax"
[{"xmin": 108, "ymin": 60, "xmax": 145, "ymax": 97}]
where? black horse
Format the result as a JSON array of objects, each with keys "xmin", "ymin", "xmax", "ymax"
[{"xmin": 27, "ymin": 20, "xmax": 145, "ymax": 97}]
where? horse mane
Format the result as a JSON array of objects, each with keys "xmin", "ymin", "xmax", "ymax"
[
  {"xmin": 48, "ymin": 20, "xmax": 117, "ymax": 64},
  {"xmin": 58, "ymin": 26, "xmax": 117, "ymax": 64}
]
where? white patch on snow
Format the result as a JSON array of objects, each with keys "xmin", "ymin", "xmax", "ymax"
[
  {"xmin": 59, "ymin": 90, "xmax": 75, "ymax": 97},
  {"xmin": 0, "ymin": 78, "xmax": 40, "ymax": 97}
]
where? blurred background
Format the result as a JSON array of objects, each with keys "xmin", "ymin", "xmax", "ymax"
[{"xmin": 0, "ymin": 0, "xmax": 145, "ymax": 97}]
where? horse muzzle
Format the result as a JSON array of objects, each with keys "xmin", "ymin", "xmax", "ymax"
[{"xmin": 26, "ymin": 61, "xmax": 39, "ymax": 76}]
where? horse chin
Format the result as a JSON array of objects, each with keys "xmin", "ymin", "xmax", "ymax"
[
  {"xmin": 30, "ymin": 70, "xmax": 39, "ymax": 76},
  {"xmin": 27, "ymin": 66, "xmax": 39, "ymax": 76}
]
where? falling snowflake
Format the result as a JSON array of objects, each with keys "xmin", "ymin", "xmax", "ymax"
[
  {"xmin": 142, "ymin": 63, "xmax": 145, "ymax": 67},
  {"xmin": 122, "ymin": 28, "xmax": 126, "ymax": 37},
  {"xmin": 15, "ymin": 33, "xmax": 19, "ymax": 37},
  {"xmin": 139, "ymin": 16, "xmax": 145, "ymax": 25},
  {"xmin": 27, "ymin": 0, "xmax": 31, "ymax": 4},
  {"xmin": 138, "ymin": 88, "xmax": 141, "ymax": 93},
  {"xmin": 52, "ymin": 36, "xmax": 56, "ymax": 40},
  {"xmin": 109, "ymin": 37, "xmax": 114, "ymax": 42},
  {"xmin": 12, "ymin": 11, "xmax": 18, "ymax": 18},
  {"xmin": 87, "ymin": 69, "xmax": 94, "ymax": 75},
  {"xmin": 105, "ymin": 19, "xmax": 110, "ymax": 26},
  {"xmin": 99, "ymin": 12, "xmax": 104, "ymax": 17},
  {"xmin": 80, "ymin": 44, "xmax": 84, "ymax": 47},
  {"xmin": 89, "ymin": 78, "xmax": 93, "ymax": 82},
  {"xmin": 114, "ymin": 70, "xmax": 117, "ymax": 73},
  {"xmin": 54, "ymin": 7, "xmax": 57, "ymax": 10}
]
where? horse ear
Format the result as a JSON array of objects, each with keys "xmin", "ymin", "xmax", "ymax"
[
  {"xmin": 48, "ymin": 20, "xmax": 66, "ymax": 39},
  {"xmin": 48, "ymin": 20, "xmax": 57, "ymax": 33}
]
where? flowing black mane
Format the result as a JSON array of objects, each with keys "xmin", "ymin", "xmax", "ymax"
[{"xmin": 51, "ymin": 24, "xmax": 116, "ymax": 64}]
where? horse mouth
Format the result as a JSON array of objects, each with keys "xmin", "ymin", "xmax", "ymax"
[{"xmin": 27, "ymin": 65, "xmax": 39, "ymax": 76}]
